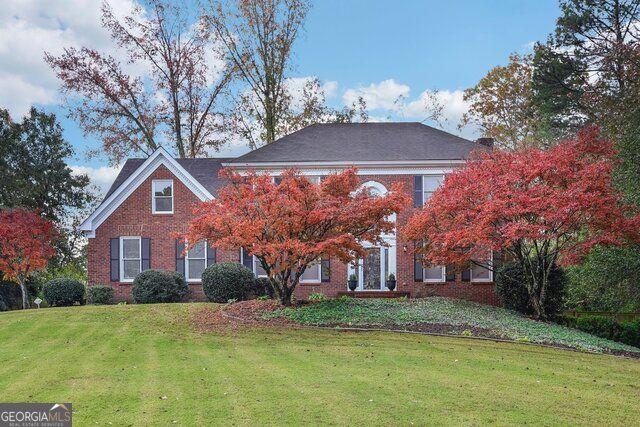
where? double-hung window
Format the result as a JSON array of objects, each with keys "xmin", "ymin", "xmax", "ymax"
[
  {"xmin": 120, "ymin": 236, "xmax": 141, "ymax": 282},
  {"xmin": 422, "ymin": 175, "xmax": 444, "ymax": 205},
  {"xmin": 185, "ymin": 241, "xmax": 207, "ymax": 282},
  {"xmin": 152, "ymin": 180, "xmax": 173, "ymax": 214},
  {"xmin": 423, "ymin": 265, "xmax": 445, "ymax": 282},
  {"xmin": 300, "ymin": 259, "xmax": 321, "ymax": 282},
  {"xmin": 471, "ymin": 260, "xmax": 493, "ymax": 282}
]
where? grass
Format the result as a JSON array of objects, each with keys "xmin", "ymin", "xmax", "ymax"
[
  {"xmin": 269, "ymin": 297, "xmax": 640, "ymax": 354},
  {"xmin": 0, "ymin": 304, "xmax": 639, "ymax": 425}
]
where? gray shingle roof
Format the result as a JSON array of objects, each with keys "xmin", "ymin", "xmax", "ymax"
[
  {"xmin": 228, "ymin": 122, "xmax": 483, "ymax": 164},
  {"xmin": 104, "ymin": 157, "xmax": 231, "ymax": 199}
]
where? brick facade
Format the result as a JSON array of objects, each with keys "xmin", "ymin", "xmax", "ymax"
[{"xmin": 88, "ymin": 166, "xmax": 498, "ymax": 305}]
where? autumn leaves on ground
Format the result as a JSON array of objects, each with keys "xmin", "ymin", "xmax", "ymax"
[{"xmin": 1, "ymin": 303, "xmax": 639, "ymax": 425}]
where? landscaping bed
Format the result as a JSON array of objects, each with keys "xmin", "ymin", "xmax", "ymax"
[{"xmin": 261, "ymin": 297, "xmax": 640, "ymax": 357}]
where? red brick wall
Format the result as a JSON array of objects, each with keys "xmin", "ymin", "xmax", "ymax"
[{"xmin": 88, "ymin": 168, "xmax": 497, "ymax": 305}]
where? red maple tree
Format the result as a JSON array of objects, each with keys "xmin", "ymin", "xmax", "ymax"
[
  {"xmin": 185, "ymin": 168, "xmax": 409, "ymax": 305},
  {"xmin": 404, "ymin": 126, "xmax": 640, "ymax": 318},
  {"xmin": 0, "ymin": 209, "xmax": 57, "ymax": 309}
]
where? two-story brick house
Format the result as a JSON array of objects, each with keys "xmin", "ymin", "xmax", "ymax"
[{"xmin": 80, "ymin": 122, "xmax": 498, "ymax": 304}]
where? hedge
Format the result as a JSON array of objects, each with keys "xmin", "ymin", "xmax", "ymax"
[
  {"xmin": 132, "ymin": 270, "xmax": 189, "ymax": 304},
  {"xmin": 42, "ymin": 278, "xmax": 85, "ymax": 307},
  {"xmin": 87, "ymin": 285, "xmax": 115, "ymax": 305},
  {"xmin": 202, "ymin": 263, "xmax": 254, "ymax": 303}
]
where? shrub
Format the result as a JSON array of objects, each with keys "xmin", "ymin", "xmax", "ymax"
[
  {"xmin": 132, "ymin": 270, "xmax": 189, "ymax": 304},
  {"xmin": 42, "ymin": 278, "xmax": 85, "ymax": 307},
  {"xmin": 87, "ymin": 285, "xmax": 115, "ymax": 305},
  {"xmin": 0, "ymin": 280, "xmax": 22, "ymax": 310},
  {"xmin": 572, "ymin": 315, "xmax": 640, "ymax": 347},
  {"xmin": 202, "ymin": 263, "xmax": 254, "ymax": 303},
  {"xmin": 308, "ymin": 293, "xmax": 326, "ymax": 302},
  {"xmin": 0, "ymin": 294, "xmax": 8, "ymax": 312},
  {"xmin": 494, "ymin": 261, "xmax": 566, "ymax": 317},
  {"xmin": 246, "ymin": 277, "xmax": 275, "ymax": 300}
]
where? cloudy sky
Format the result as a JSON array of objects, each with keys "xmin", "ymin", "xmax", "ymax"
[{"xmin": 0, "ymin": 0, "xmax": 560, "ymax": 195}]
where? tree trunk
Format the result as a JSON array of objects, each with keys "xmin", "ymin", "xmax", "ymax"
[
  {"xmin": 279, "ymin": 286, "xmax": 293, "ymax": 306},
  {"xmin": 20, "ymin": 282, "xmax": 30, "ymax": 309}
]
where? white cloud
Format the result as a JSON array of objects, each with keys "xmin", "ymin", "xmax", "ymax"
[
  {"xmin": 343, "ymin": 79, "xmax": 410, "ymax": 111},
  {"xmin": 71, "ymin": 164, "xmax": 122, "ymax": 196},
  {"xmin": 0, "ymin": 0, "xmax": 142, "ymax": 118}
]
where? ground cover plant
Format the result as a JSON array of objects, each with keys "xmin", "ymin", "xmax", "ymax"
[
  {"xmin": 0, "ymin": 303, "xmax": 639, "ymax": 425},
  {"xmin": 268, "ymin": 297, "xmax": 640, "ymax": 355}
]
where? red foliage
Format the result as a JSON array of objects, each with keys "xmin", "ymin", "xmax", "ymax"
[
  {"xmin": 404, "ymin": 126, "xmax": 640, "ymax": 268},
  {"xmin": 185, "ymin": 168, "xmax": 410, "ymax": 304},
  {"xmin": 0, "ymin": 209, "xmax": 57, "ymax": 308}
]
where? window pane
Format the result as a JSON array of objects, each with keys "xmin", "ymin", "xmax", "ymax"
[
  {"xmin": 424, "ymin": 266, "xmax": 443, "ymax": 281},
  {"xmin": 301, "ymin": 261, "xmax": 320, "ymax": 282},
  {"xmin": 155, "ymin": 197, "xmax": 172, "ymax": 212},
  {"xmin": 154, "ymin": 182, "xmax": 172, "ymax": 197},
  {"xmin": 124, "ymin": 259, "xmax": 140, "ymax": 279},
  {"xmin": 255, "ymin": 257, "xmax": 267, "ymax": 277},
  {"xmin": 188, "ymin": 241, "xmax": 205, "ymax": 259},
  {"xmin": 123, "ymin": 238, "xmax": 140, "ymax": 259},
  {"xmin": 472, "ymin": 264, "xmax": 491, "ymax": 280},
  {"xmin": 423, "ymin": 175, "xmax": 443, "ymax": 191},
  {"xmin": 188, "ymin": 259, "xmax": 206, "ymax": 280}
]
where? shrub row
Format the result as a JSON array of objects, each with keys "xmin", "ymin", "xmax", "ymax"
[{"xmin": 558, "ymin": 315, "xmax": 640, "ymax": 348}]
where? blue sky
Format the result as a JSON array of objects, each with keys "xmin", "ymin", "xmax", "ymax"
[{"xmin": 1, "ymin": 0, "xmax": 560, "ymax": 193}]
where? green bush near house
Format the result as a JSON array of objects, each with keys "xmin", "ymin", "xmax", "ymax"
[
  {"xmin": 202, "ymin": 263, "xmax": 254, "ymax": 303},
  {"xmin": 132, "ymin": 270, "xmax": 189, "ymax": 304},
  {"xmin": 42, "ymin": 278, "xmax": 85, "ymax": 307},
  {"xmin": 248, "ymin": 277, "xmax": 275, "ymax": 300},
  {"xmin": 87, "ymin": 285, "xmax": 115, "ymax": 305},
  {"xmin": 494, "ymin": 261, "xmax": 566, "ymax": 317},
  {"xmin": 563, "ymin": 315, "xmax": 640, "ymax": 348}
]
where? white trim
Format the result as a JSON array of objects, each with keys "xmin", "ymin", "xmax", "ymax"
[
  {"xmin": 423, "ymin": 265, "xmax": 446, "ymax": 283},
  {"xmin": 79, "ymin": 147, "xmax": 214, "ymax": 237},
  {"xmin": 470, "ymin": 261, "xmax": 493, "ymax": 283},
  {"xmin": 152, "ymin": 179, "xmax": 174, "ymax": 214},
  {"xmin": 232, "ymin": 167, "xmax": 457, "ymax": 177},
  {"xmin": 119, "ymin": 236, "xmax": 141, "ymax": 283},
  {"xmin": 224, "ymin": 159, "xmax": 466, "ymax": 168},
  {"xmin": 185, "ymin": 241, "xmax": 207, "ymax": 283},
  {"xmin": 300, "ymin": 260, "xmax": 321, "ymax": 283}
]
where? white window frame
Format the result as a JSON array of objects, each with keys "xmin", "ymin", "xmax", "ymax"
[
  {"xmin": 120, "ymin": 236, "xmax": 141, "ymax": 283},
  {"xmin": 185, "ymin": 241, "xmax": 208, "ymax": 283},
  {"xmin": 422, "ymin": 174, "xmax": 445, "ymax": 206},
  {"xmin": 253, "ymin": 256, "xmax": 268, "ymax": 278},
  {"xmin": 470, "ymin": 261, "xmax": 493, "ymax": 283},
  {"xmin": 300, "ymin": 259, "xmax": 322, "ymax": 283},
  {"xmin": 423, "ymin": 265, "xmax": 446, "ymax": 283},
  {"xmin": 152, "ymin": 179, "xmax": 174, "ymax": 214}
]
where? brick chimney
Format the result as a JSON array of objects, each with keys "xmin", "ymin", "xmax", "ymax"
[{"xmin": 476, "ymin": 137, "xmax": 494, "ymax": 148}]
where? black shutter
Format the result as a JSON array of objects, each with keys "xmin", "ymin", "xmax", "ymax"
[
  {"xmin": 176, "ymin": 239, "xmax": 185, "ymax": 277},
  {"xmin": 445, "ymin": 265, "xmax": 455, "ymax": 281},
  {"xmin": 414, "ymin": 242, "xmax": 423, "ymax": 282},
  {"xmin": 273, "ymin": 177, "xmax": 281, "ymax": 185},
  {"xmin": 110, "ymin": 238, "xmax": 119, "ymax": 282},
  {"xmin": 413, "ymin": 175, "xmax": 423, "ymax": 207},
  {"xmin": 141, "ymin": 238, "xmax": 151, "ymax": 271},
  {"xmin": 207, "ymin": 241, "xmax": 216, "ymax": 266},
  {"xmin": 461, "ymin": 268, "xmax": 471, "ymax": 282},
  {"xmin": 241, "ymin": 247, "xmax": 253, "ymax": 271},
  {"xmin": 321, "ymin": 257, "xmax": 330, "ymax": 282}
]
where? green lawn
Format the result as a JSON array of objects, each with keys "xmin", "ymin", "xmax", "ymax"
[
  {"xmin": 271, "ymin": 297, "xmax": 640, "ymax": 354},
  {"xmin": 1, "ymin": 304, "xmax": 639, "ymax": 425}
]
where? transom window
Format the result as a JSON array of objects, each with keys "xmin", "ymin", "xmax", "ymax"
[
  {"xmin": 120, "ymin": 236, "xmax": 141, "ymax": 281},
  {"xmin": 422, "ymin": 175, "xmax": 444, "ymax": 205},
  {"xmin": 152, "ymin": 180, "xmax": 173, "ymax": 214},
  {"xmin": 186, "ymin": 241, "xmax": 207, "ymax": 282}
]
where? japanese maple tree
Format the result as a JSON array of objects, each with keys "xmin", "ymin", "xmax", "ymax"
[
  {"xmin": 185, "ymin": 168, "xmax": 409, "ymax": 305},
  {"xmin": 404, "ymin": 126, "xmax": 640, "ymax": 319},
  {"xmin": 0, "ymin": 209, "xmax": 57, "ymax": 309}
]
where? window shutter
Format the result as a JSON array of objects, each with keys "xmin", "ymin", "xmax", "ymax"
[
  {"xmin": 273, "ymin": 177, "xmax": 281, "ymax": 185},
  {"xmin": 321, "ymin": 257, "xmax": 331, "ymax": 282},
  {"xmin": 445, "ymin": 265, "xmax": 455, "ymax": 281},
  {"xmin": 110, "ymin": 238, "xmax": 119, "ymax": 282},
  {"xmin": 492, "ymin": 250, "xmax": 501, "ymax": 272},
  {"xmin": 141, "ymin": 238, "xmax": 151, "ymax": 271},
  {"xmin": 461, "ymin": 269, "xmax": 471, "ymax": 282},
  {"xmin": 176, "ymin": 239, "xmax": 185, "ymax": 277},
  {"xmin": 241, "ymin": 247, "xmax": 253, "ymax": 270},
  {"xmin": 207, "ymin": 241, "xmax": 216, "ymax": 266},
  {"xmin": 413, "ymin": 242, "xmax": 423, "ymax": 282},
  {"xmin": 413, "ymin": 175, "xmax": 423, "ymax": 207}
]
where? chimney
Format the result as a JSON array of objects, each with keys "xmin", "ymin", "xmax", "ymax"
[{"xmin": 476, "ymin": 137, "xmax": 494, "ymax": 148}]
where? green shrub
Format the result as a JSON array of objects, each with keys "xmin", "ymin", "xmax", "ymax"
[
  {"xmin": 619, "ymin": 319, "xmax": 640, "ymax": 347},
  {"xmin": 247, "ymin": 277, "xmax": 275, "ymax": 300},
  {"xmin": 308, "ymin": 293, "xmax": 326, "ymax": 302},
  {"xmin": 567, "ymin": 315, "xmax": 640, "ymax": 347},
  {"xmin": 0, "ymin": 294, "xmax": 8, "ymax": 312},
  {"xmin": 87, "ymin": 285, "xmax": 115, "ymax": 305},
  {"xmin": 202, "ymin": 263, "xmax": 254, "ymax": 303},
  {"xmin": 132, "ymin": 270, "xmax": 189, "ymax": 304},
  {"xmin": 494, "ymin": 261, "xmax": 566, "ymax": 317},
  {"xmin": 42, "ymin": 278, "xmax": 85, "ymax": 307},
  {"xmin": 0, "ymin": 280, "xmax": 22, "ymax": 310}
]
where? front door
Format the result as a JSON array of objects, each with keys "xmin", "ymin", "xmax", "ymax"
[{"xmin": 362, "ymin": 247, "xmax": 381, "ymax": 290}]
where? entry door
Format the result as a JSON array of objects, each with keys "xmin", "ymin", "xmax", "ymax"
[{"xmin": 362, "ymin": 247, "xmax": 381, "ymax": 290}]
